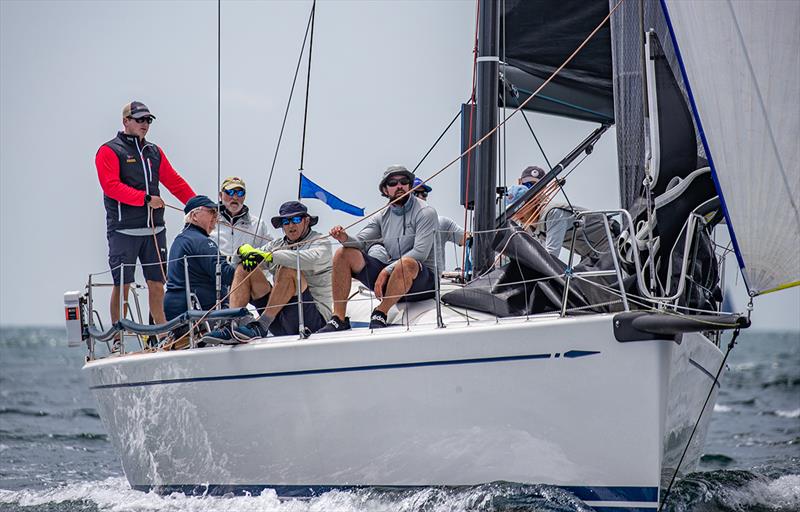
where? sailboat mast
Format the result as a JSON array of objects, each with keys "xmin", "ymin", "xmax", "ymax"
[{"xmin": 472, "ymin": 0, "xmax": 500, "ymax": 276}]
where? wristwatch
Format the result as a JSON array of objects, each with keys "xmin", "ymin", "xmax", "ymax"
[{"xmin": 145, "ymin": 194, "xmax": 152, "ymax": 205}]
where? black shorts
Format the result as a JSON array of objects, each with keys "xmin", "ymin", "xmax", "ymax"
[
  {"xmin": 251, "ymin": 288, "xmax": 326, "ymax": 336},
  {"xmin": 354, "ymin": 252, "xmax": 436, "ymax": 302},
  {"xmin": 107, "ymin": 230, "xmax": 168, "ymax": 285}
]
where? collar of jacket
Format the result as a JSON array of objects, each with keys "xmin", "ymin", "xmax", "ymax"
[
  {"xmin": 282, "ymin": 226, "xmax": 312, "ymax": 246},
  {"xmin": 116, "ymin": 131, "xmax": 148, "ymax": 147},
  {"xmin": 184, "ymin": 222, "xmax": 210, "ymax": 237},
  {"xmin": 221, "ymin": 204, "xmax": 250, "ymax": 224},
  {"xmin": 389, "ymin": 195, "xmax": 415, "ymax": 216}
]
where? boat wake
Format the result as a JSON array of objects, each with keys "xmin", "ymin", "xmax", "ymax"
[{"xmin": 1, "ymin": 473, "xmax": 798, "ymax": 512}]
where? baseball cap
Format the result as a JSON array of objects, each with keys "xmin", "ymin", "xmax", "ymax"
[
  {"xmin": 122, "ymin": 101, "xmax": 155, "ymax": 120},
  {"xmin": 184, "ymin": 195, "xmax": 217, "ymax": 214},
  {"xmin": 221, "ymin": 176, "xmax": 246, "ymax": 191},
  {"xmin": 520, "ymin": 166, "xmax": 546, "ymax": 185}
]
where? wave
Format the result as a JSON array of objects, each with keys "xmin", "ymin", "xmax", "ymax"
[
  {"xmin": 0, "ymin": 478, "xmax": 592, "ymax": 512},
  {"xmin": 1, "ymin": 473, "xmax": 798, "ymax": 512},
  {"xmin": 0, "ymin": 432, "xmax": 108, "ymax": 443},
  {"xmin": 774, "ymin": 409, "xmax": 800, "ymax": 419},
  {"xmin": 665, "ymin": 470, "xmax": 800, "ymax": 512},
  {"xmin": 0, "ymin": 407, "xmax": 49, "ymax": 417}
]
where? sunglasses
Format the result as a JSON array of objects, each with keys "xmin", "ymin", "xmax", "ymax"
[
  {"xmin": 128, "ymin": 116, "xmax": 154, "ymax": 125},
  {"xmin": 414, "ymin": 191, "xmax": 428, "ymax": 198},
  {"xmin": 202, "ymin": 207, "xmax": 219, "ymax": 216},
  {"xmin": 385, "ymin": 177, "xmax": 411, "ymax": 187},
  {"xmin": 281, "ymin": 216, "xmax": 305, "ymax": 226},
  {"xmin": 223, "ymin": 189, "xmax": 246, "ymax": 197}
]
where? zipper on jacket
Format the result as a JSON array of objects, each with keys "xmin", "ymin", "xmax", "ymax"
[
  {"xmin": 134, "ymin": 139, "xmax": 150, "ymax": 195},
  {"xmin": 147, "ymin": 158, "xmax": 153, "ymax": 182},
  {"xmin": 118, "ymin": 202, "xmax": 122, "ymax": 222}
]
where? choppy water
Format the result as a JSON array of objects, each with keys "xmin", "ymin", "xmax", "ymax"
[{"xmin": 0, "ymin": 327, "xmax": 797, "ymax": 511}]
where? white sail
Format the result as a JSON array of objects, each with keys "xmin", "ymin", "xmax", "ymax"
[{"xmin": 662, "ymin": 0, "xmax": 800, "ymax": 295}]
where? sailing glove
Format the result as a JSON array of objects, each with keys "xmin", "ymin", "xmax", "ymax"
[{"xmin": 241, "ymin": 249, "xmax": 272, "ymax": 272}]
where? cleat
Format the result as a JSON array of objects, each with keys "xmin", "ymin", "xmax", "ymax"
[{"xmin": 315, "ymin": 315, "xmax": 351, "ymax": 333}]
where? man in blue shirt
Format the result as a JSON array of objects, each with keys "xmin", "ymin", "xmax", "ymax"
[{"xmin": 163, "ymin": 195, "xmax": 236, "ymax": 321}]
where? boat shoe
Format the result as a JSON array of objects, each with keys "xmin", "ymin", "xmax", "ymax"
[
  {"xmin": 316, "ymin": 315, "xmax": 351, "ymax": 333},
  {"xmin": 202, "ymin": 322, "xmax": 266, "ymax": 345},
  {"xmin": 369, "ymin": 310, "xmax": 388, "ymax": 329}
]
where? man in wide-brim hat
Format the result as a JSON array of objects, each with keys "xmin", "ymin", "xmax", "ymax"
[{"xmin": 204, "ymin": 200, "xmax": 332, "ymax": 343}]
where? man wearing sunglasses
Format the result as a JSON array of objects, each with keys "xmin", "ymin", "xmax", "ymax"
[
  {"xmin": 96, "ymin": 101, "xmax": 196, "ymax": 329},
  {"xmin": 210, "ymin": 176, "xmax": 272, "ymax": 265},
  {"xmin": 319, "ymin": 165, "xmax": 439, "ymax": 332},
  {"xmin": 163, "ymin": 195, "xmax": 236, "ymax": 323},
  {"xmin": 203, "ymin": 201, "xmax": 332, "ymax": 342}
]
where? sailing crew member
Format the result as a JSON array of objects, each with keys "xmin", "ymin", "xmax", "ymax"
[
  {"xmin": 163, "ymin": 195, "xmax": 236, "ymax": 321},
  {"xmin": 507, "ymin": 166, "xmax": 599, "ymax": 260},
  {"xmin": 412, "ymin": 177, "xmax": 468, "ymax": 273},
  {"xmin": 204, "ymin": 201, "xmax": 332, "ymax": 342},
  {"xmin": 96, "ymin": 101, "xmax": 196, "ymax": 329},
  {"xmin": 210, "ymin": 176, "xmax": 272, "ymax": 256},
  {"xmin": 318, "ymin": 165, "xmax": 438, "ymax": 332},
  {"xmin": 370, "ymin": 177, "xmax": 469, "ymax": 274},
  {"xmin": 209, "ymin": 176, "xmax": 273, "ymax": 312}
]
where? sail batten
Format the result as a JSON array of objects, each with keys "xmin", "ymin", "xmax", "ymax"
[{"xmin": 661, "ymin": 0, "xmax": 800, "ymax": 296}]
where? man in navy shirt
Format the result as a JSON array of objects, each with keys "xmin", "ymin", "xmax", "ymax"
[{"xmin": 163, "ymin": 195, "xmax": 236, "ymax": 321}]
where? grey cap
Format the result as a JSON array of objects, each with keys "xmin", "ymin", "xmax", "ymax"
[
  {"xmin": 520, "ymin": 165, "xmax": 546, "ymax": 184},
  {"xmin": 122, "ymin": 101, "xmax": 156, "ymax": 120},
  {"xmin": 378, "ymin": 165, "xmax": 415, "ymax": 195}
]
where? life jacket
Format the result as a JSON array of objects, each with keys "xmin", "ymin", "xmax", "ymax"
[{"xmin": 103, "ymin": 132, "xmax": 163, "ymax": 231}]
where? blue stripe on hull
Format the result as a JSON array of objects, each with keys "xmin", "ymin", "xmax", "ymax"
[
  {"xmin": 132, "ymin": 483, "xmax": 658, "ymax": 504},
  {"xmin": 91, "ymin": 350, "xmax": 601, "ymax": 390}
]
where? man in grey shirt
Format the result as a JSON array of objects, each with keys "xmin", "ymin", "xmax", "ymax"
[{"xmin": 318, "ymin": 165, "xmax": 439, "ymax": 332}]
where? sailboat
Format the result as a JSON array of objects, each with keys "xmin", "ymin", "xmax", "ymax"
[{"xmin": 64, "ymin": 1, "xmax": 798, "ymax": 510}]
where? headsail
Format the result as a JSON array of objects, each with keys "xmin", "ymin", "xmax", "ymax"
[{"xmin": 662, "ymin": 0, "xmax": 800, "ymax": 295}]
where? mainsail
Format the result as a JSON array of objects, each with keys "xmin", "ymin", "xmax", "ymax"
[{"xmin": 662, "ymin": 0, "xmax": 800, "ymax": 295}]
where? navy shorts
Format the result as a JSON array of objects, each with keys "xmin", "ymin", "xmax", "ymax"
[
  {"xmin": 107, "ymin": 230, "xmax": 168, "ymax": 285},
  {"xmin": 251, "ymin": 288, "xmax": 326, "ymax": 336},
  {"xmin": 354, "ymin": 252, "xmax": 436, "ymax": 302}
]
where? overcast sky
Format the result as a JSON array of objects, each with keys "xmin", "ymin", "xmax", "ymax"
[{"xmin": 1, "ymin": 0, "xmax": 797, "ymax": 331}]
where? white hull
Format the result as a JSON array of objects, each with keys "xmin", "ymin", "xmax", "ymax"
[{"xmin": 85, "ymin": 313, "xmax": 722, "ymax": 509}]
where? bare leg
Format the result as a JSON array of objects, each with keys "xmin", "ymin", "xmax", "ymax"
[
  {"xmin": 230, "ymin": 266, "xmax": 272, "ymax": 308},
  {"xmin": 330, "ymin": 247, "xmax": 366, "ymax": 319},
  {"xmin": 110, "ymin": 284, "xmax": 131, "ymax": 324},
  {"xmin": 146, "ymin": 280, "xmax": 166, "ymax": 324},
  {"xmin": 376, "ymin": 257, "xmax": 419, "ymax": 315},
  {"xmin": 261, "ymin": 266, "xmax": 308, "ymax": 319}
]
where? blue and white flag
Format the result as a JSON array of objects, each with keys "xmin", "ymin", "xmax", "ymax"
[{"xmin": 299, "ymin": 173, "xmax": 364, "ymax": 217}]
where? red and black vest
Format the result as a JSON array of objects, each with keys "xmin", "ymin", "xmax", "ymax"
[{"xmin": 103, "ymin": 132, "xmax": 164, "ymax": 231}]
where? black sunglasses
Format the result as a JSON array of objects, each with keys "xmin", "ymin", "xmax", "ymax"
[
  {"xmin": 281, "ymin": 216, "xmax": 305, "ymax": 226},
  {"xmin": 128, "ymin": 116, "xmax": 153, "ymax": 125},
  {"xmin": 385, "ymin": 177, "xmax": 411, "ymax": 187},
  {"xmin": 223, "ymin": 189, "xmax": 245, "ymax": 197},
  {"xmin": 414, "ymin": 191, "xmax": 428, "ymax": 198}
]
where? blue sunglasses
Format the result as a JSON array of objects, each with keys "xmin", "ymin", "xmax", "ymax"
[
  {"xmin": 281, "ymin": 216, "xmax": 305, "ymax": 226},
  {"xmin": 223, "ymin": 189, "xmax": 245, "ymax": 197}
]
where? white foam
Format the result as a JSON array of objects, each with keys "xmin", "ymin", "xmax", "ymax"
[
  {"xmin": 0, "ymin": 477, "xmax": 573, "ymax": 512},
  {"xmin": 714, "ymin": 404, "xmax": 733, "ymax": 413},
  {"xmin": 775, "ymin": 408, "xmax": 800, "ymax": 418}
]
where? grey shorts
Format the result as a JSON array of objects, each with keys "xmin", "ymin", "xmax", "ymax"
[{"xmin": 107, "ymin": 230, "xmax": 168, "ymax": 285}]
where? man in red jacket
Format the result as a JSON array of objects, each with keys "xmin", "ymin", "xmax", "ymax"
[{"xmin": 95, "ymin": 101, "xmax": 196, "ymax": 329}]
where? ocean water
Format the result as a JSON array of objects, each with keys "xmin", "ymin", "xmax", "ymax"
[{"xmin": 0, "ymin": 327, "xmax": 797, "ymax": 512}]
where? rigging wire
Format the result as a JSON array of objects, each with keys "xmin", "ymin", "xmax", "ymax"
[
  {"xmin": 412, "ymin": 109, "xmax": 462, "ymax": 174},
  {"xmin": 299, "ymin": 0, "xmax": 316, "ymax": 175},
  {"xmin": 253, "ymin": 3, "xmax": 316, "ymax": 243}
]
